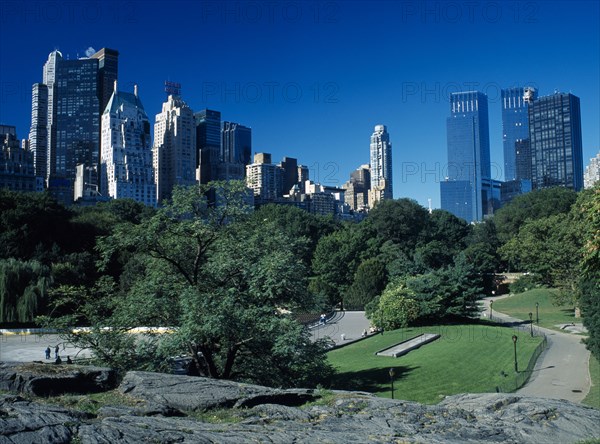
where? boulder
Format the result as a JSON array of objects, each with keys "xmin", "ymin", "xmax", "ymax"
[
  {"xmin": 0, "ymin": 362, "xmax": 117, "ymax": 396},
  {"xmin": 118, "ymin": 371, "xmax": 317, "ymax": 411}
]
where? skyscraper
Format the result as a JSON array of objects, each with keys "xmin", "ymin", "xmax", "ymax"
[
  {"xmin": 502, "ymin": 87, "xmax": 536, "ymax": 181},
  {"xmin": 441, "ymin": 91, "xmax": 491, "ymax": 223},
  {"xmin": 53, "ymin": 57, "xmax": 100, "ymax": 186},
  {"xmin": 195, "ymin": 109, "xmax": 221, "ymax": 184},
  {"xmin": 219, "ymin": 121, "xmax": 251, "ymax": 181},
  {"xmin": 0, "ymin": 125, "xmax": 39, "ymax": 192},
  {"xmin": 30, "ymin": 48, "xmax": 117, "ymax": 203},
  {"xmin": 101, "ymin": 83, "xmax": 156, "ymax": 206},
  {"xmin": 528, "ymin": 92, "xmax": 583, "ymax": 191},
  {"xmin": 369, "ymin": 124, "xmax": 392, "ymax": 205},
  {"xmin": 28, "ymin": 83, "xmax": 48, "ymax": 180},
  {"xmin": 153, "ymin": 94, "xmax": 197, "ymax": 203}
]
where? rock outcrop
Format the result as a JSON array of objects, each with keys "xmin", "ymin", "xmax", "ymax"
[
  {"xmin": 1, "ymin": 365, "xmax": 599, "ymax": 443},
  {"xmin": 0, "ymin": 362, "xmax": 117, "ymax": 396}
]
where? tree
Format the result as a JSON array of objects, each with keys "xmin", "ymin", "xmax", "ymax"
[
  {"xmin": 365, "ymin": 198, "xmax": 430, "ymax": 252},
  {"xmin": 43, "ymin": 182, "xmax": 333, "ymax": 387},
  {"xmin": 345, "ymin": 258, "xmax": 387, "ymax": 310},
  {"xmin": 499, "ymin": 213, "xmax": 581, "ymax": 288},
  {"xmin": 310, "ymin": 224, "xmax": 369, "ymax": 308},
  {"xmin": 0, "ymin": 258, "xmax": 51, "ymax": 323},
  {"xmin": 577, "ymin": 186, "xmax": 600, "ymax": 360},
  {"xmin": 494, "ymin": 187, "xmax": 577, "ymax": 243},
  {"xmin": 368, "ymin": 282, "xmax": 420, "ymax": 330}
]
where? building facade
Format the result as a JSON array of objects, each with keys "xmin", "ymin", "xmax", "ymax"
[
  {"xmin": 369, "ymin": 124, "xmax": 393, "ymax": 204},
  {"xmin": 195, "ymin": 109, "xmax": 221, "ymax": 184},
  {"xmin": 153, "ymin": 95, "xmax": 197, "ymax": 203},
  {"xmin": 343, "ymin": 164, "xmax": 370, "ymax": 211},
  {"xmin": 0, "ymin": 125, "xmax": 40, "ymax": 193},
  {"xmin": 30, "ymin": 48, "xmax": 118, "ymax": 203},
  {"xmin": 246, "ymin": 153, "xmax": 283, "ymax": 203},
  {"xmin": 583, "ymin": 152, "xmax": 600, "ymax": 189},
  {"xmin": 441, "ymin": 91, "xmax": 491, "ymax": 223},
  {"xmin": 528, "ymin": 92, "xmax": 583, "ymax": 191},
  {"xmin": 100, "ymin": 83, "xmax": 156, "ymax": 206},
  {"xmin": 502, "ymin": 87, "xmax": 536, "ymax": 181}
]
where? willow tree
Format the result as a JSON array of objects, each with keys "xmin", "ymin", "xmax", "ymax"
[{"xmin": 0, "ymin": 258, "xmax": 51, "ymax": 323}]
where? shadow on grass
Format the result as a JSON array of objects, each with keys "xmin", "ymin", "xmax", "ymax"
[
  {"xmin": 559, "ymin": 309, "xmax": 575, "ymax": 318},
  {"xmin": 331, "ymin": 365, "xmax": 419, "ymax": 394}
]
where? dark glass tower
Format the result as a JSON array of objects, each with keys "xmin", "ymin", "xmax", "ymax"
[
  {"xmin": 195, "ymin": 109, "xmax": 221, "ymax": 184},
  {"xmin": 528, "ymin": 92, "xmax": 583, "ymax": 191},
  {"xmin": 441, "ymin": 91, "xmax": 491, "ymax": 223},
  {"xmin": 52, "ymin": 58, "xmax": 100, "ymax": 185},
  {"xmin": 502, "ymin": 87, "xmax": 536, "ymax": 181}
]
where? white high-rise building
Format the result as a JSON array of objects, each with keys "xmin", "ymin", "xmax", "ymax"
[
  {"xmin": 369, "ymin": 124, "xmax": 393, "ymax": 205},
  {"xmin": 246, "ymin": 153, "xmax": 282, "ymax": 203},
  {"xmin": 584, "ymin": 152, "xmax": 600, "ymax": 189},
  {"xmin": 100, "ymin": 82, "xmax": 156, "ymax": 206},
  {"xmin": 153, "ymin": 95, "xmax": 197, "ymax": 203}
]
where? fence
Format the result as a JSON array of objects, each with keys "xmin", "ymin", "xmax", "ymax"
[{"xmin": 487, "ymin": 312, "xmax": 548, "ymax": 393}]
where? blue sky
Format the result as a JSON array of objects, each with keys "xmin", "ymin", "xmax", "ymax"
[{"xmin": 1, "ymin": 0, "xmax": 598, "ymax": 208}]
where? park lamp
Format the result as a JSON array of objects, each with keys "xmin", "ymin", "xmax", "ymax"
[
  {"xmin": 389, "ymin": 368, "xmax": 396, "ymax": 399},
  {"xmin": 512, "ymin": 335, "xmax": 518, "ymax": 373}
]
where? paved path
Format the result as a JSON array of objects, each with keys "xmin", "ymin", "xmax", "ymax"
[
  {"xmin": 480, "ymin": 296, "xmax": 592, "ymax": 403},
  {"xmin": 0, "ymin": 334, "xmax": 91, "ymax": 362},
  {"xmin": 310, "ymin": 311, "xmax": 372, "ymax": 346}
]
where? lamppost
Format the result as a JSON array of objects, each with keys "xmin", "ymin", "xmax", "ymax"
[
  {"xmin": 490, "ymin": 300, "xmax": 494, "ymax": 320},
  {"xmin": 529, "ymin": 312, "xmax": 533, "ymax": 337},
  {"xmin": 380, "ymin": 308, "xmax": 384, "ymax": 335},
  {"xmin": 389, "ymin": 368, "xmax": 396, "ymax": 399},
  {"xmin": 512, "ymin": 335, "xmax": 518, "ymax": 373},
  {"xmin": 535, "ymin": 302, "xmax": 539, "ymax": 324}
]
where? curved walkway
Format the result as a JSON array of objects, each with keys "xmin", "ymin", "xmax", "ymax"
[{"xmin": 480, "ymin": 296, "xmax": 591, "ymax": 403}]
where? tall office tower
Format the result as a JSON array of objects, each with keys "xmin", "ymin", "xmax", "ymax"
[
  {"xmin": 153, "ymin": 95, "xmax": 197, "ymax": 203},
  {"xmin": 0, "ymin": 125, "xmax": 38, "ymax": 192},
  {"xmin": 502, "ymin": 87, "xmax": 536, "ymax": 181},
  {"xmin": 195, "ymin": 109, "xmax": 221, "ymax": 184},
  {"xmin": 101, "ymin": 83, "xmax": 156, "ymax": 206},
  {"xmin": 90, "ymin": 47, "xmax": 119, "ymax": 178},
  {"xmin": 89, "ymin": 48, "xmax": 119, "ymax": 115},
  {"xmin": 246, "ymin": 152, "xmax": 283, "ymax": 203},
  {"xmin": 53, "ymin": 57, "xmax": 100, "ymax": 179},
  {"xmin": 369, "ymin": 124, "xmax": 393, "ymax": 204},
  {"xmin": 298, "ymin": 164, "xmax": 309, "ymax": 192},
  {"xmin": 42, "ymin": 49, "xmax": 61, "ymax": 178},
  {"xmin": 528, "ymin": 92, "xmax": 583, "ymax": 191},
  {"xmin": 219, "ymin": 121, "xmax": 251, "ymax": 180},
  {"xmin": 343, "ymin": 164, "xmax": 371, "ymax": 211},
  {"xmin": 279, "ymin": 156, "xmax": 298, "ymax": 195},
  {"xmin": 584, "ymin": 152, "xmax": 600, "ymax": 189},
  {"xmin": 28, "ymin": 83, "xmax": 48, "ymax": 181},
  {"xmin": 440, "ymin": 91, "xmax": 491, "ymax": 223}
]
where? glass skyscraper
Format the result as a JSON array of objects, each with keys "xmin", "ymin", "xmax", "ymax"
[
  {"xmin": 195, "ymin": 109, "xmax": 221, "ymax": 184},
  {"xmin": 502, "ymin": 87, "xmax": 536, "ymax": 181},
  {"xmin": 441, "ymin": 91, "xmax": 491, "ymax": 223},
  {"xmin": 219, "ymin": 121, "xmax": 252, "ymax": 181},
  {"xmin": 528, "ymin": 92, "xmax": 583, "ymax": 191},
  {"xmin": 369, "ymin": 124, "xmax": 392, "ymax": 204}
]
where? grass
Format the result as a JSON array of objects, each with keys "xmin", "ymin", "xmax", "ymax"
[
  {"xmin": 327, "ymin": 323, "xmax": 544, "ymax": 404},
  {"xmin": 34, "ymin": 389, "xmax": 145, "ymax": 415},
  {"xmin": 583, "ymin": 355, "xmax": 600, "ymax": 410},
  {"xmin": 492, "ymin": 288, "xmax": 577, "ymax": 332}
]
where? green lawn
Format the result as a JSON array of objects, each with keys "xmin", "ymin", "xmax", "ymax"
[
  {"xmin": 583, "ymin": 355, "xmax": 600, "ymax": 409},
  {"xmin": 492, "ymin": 288, "xmax": 577, "ymax": 331},
  {"xmin": 327, "ymin": 323, "xmax": 543, "ymax": 404}
]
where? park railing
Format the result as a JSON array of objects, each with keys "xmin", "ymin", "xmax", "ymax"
[
  {"xmin": 495, "ymin": 335, "xmax": 548, "ymax": 393},
  {"xmin": 486, "ymin": 310, "xmax": 548, "ymax": 393}
]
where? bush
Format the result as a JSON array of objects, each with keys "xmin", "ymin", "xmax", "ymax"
[{"xmin": 509, "ymin": 274, "xmax": 541, "ymax": 294}]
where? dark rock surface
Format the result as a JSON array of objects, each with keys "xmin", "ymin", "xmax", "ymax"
[
  {"xmin": 1, "ymin": 369, "xmax": 599, "ymax": 443},
  {"xmin": 118, "ymin": 370, "xmax": 318, "ymax": 411},
  {"xmin": 0, "ymin": 362, "xmax": 117, "ymax": 396}
]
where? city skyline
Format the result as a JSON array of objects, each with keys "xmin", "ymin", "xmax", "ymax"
[{"xmin": 0, "ymin": 1, "xmax": 598, "ymax": 208}]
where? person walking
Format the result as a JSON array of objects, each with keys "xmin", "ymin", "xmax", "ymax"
[
  {"xmin": 45, "ymin": 347, "xmax": 51, "ymax": 360},
  {"xmin": 54, "ymin": 345, "xmax": 59, "ymax": 359}
]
